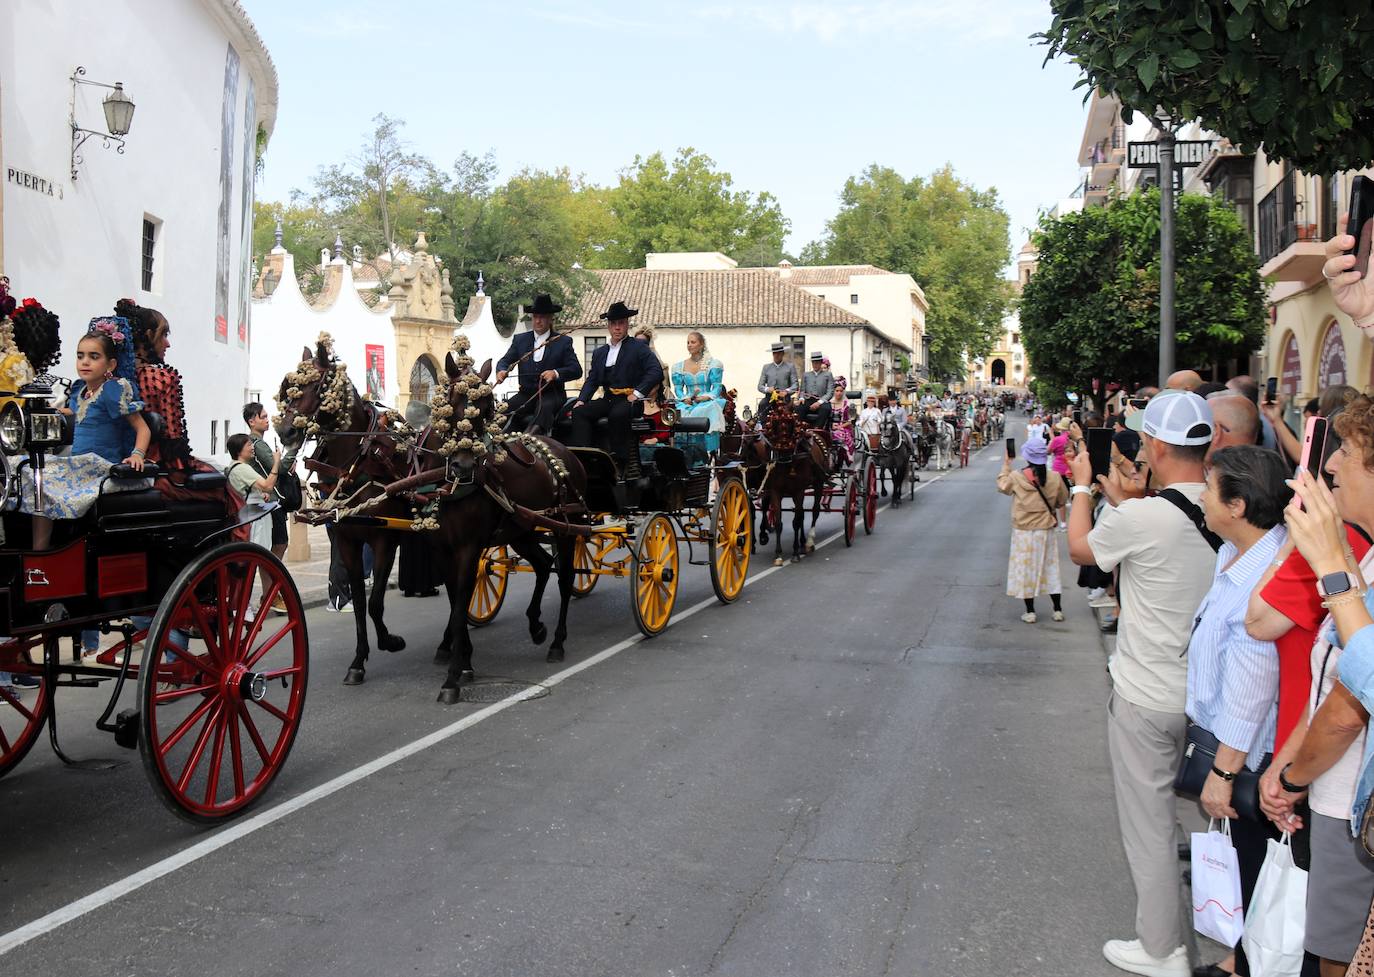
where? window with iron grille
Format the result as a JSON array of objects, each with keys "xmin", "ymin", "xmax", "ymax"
[
  {"xmin": 141, "ymin": 218, "xmax": 157, "ymax": 291},
  {"xmin": 779, "ymin": 335, "xmax": 806, "ymax": 376},
  {"xmin": 585, "ymin": 336, "xmax": 608, "ymax": 363},
  {"xmin": 850, "ymin": 294, "xmax": 859, "ymax": 304}
]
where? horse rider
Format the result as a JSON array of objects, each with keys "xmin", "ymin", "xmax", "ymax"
[
  {"xmin": 570, "ymin": 300, "xmax": 664, "ymax": 478},
  {"xmin": 756, "ymin": 342, "xmax": 797, "ymax": 422},
  {"xmin": 798, "ymin": 351, "xmax": 834, "ymax": 429},
  {"xmin": 495, "ymin": 293, "xmax": 582, "ymax": 433}
]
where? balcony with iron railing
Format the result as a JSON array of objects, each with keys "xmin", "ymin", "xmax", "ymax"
[{"xmin": 1258, "ymin": 168, "xmax": 1326, "ymax": 282}]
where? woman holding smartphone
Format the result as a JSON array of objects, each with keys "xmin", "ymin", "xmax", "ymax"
[{"xmin": 997, "ymin": 437, "xmax": 1068, "ymax": 623}]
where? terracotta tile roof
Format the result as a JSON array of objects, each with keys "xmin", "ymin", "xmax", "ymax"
[
  {"xmin": 764, "ymin": 265, "xmax": 895, "ymax": 286},
  {"xmin": 568, "ymin": 269, "xmax": 871, "ymax": 328}
]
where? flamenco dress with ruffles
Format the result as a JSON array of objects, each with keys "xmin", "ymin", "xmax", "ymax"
[
  {"xmin": 18, "ymin": 377, "xmax": 145, "ymax": 520},
  {"xmin": 135, "ymin": 362, "xmax": 191, "ymax": 467},
  {"xmin": 671, "ymin": 357, "xmax": 726, "ymax": 465}
]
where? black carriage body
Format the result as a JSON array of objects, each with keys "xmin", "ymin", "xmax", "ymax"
[{"xmin": 0, "ymin": 472, "xmax": 237, "ymax": 636}]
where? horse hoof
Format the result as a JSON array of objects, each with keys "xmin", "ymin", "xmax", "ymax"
[
  {"xmin": 546, "ymin": 647, "xmax": 565, "ymax": 663},
  {"xmin": 773, "ymin": 557, "xmax": 785, "ymax": 567},
  {"xmin": 460, "ymin": 669, "xmax": 475, "ymax": 684},
  {"xmin": 530, "ymin": 622, "xmax": 549, "ymax": 645},
  {"xmin": 433, "ymin": 647, "xmax": 451, "ymax": 665},
  {"xmin": 791, "ymin": 555, "xmax": 802, "ymax": 564},
  {"xmin": 343, "ymin": 668, "xmax": 365, "ymax": 686},
  {"xmin": 380, "ymin": 635, "xmax": 406, "ymax": 654},
  {"xmin": 437, "ymin": 687, "xmax": 459, "ymax": 705}
]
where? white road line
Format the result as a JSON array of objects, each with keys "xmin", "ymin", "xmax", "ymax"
[{"xmin": 0, "ymin": 460, "xmax": 973, "ymax": 956}]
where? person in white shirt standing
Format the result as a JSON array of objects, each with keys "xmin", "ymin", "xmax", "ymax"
[{"xmin": 1067, "ymin": 391, "xmax": 1220, "ymax": 977}]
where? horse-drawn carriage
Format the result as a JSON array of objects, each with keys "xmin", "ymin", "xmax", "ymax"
[
  {"xmin": 466, "ymin": 403, "xmax": 754, "ymax": 638},
  {"xmin": 0, "ymin": 381, "xmax": 308, "ymax": 822}
]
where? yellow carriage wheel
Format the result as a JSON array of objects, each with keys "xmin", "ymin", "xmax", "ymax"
[
  {"xmin": 709, "ymin": 479, "xmax": 751, "ymax": 604},
  {"xmin": 631, "ymin": 513, "xmax": 679, "ymax": 638},
  {"xmin": 467, "ymin": 546, "xmax": 509, "ymax": 627},
  {"xmin": 571, "ymin": 534, "xmax": 602, "ymax": 598}
]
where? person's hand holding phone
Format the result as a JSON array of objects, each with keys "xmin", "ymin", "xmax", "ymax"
[
  {"xmin": 1324, "ymin": 211, "xmax": 1374, "ymax": 324},
  {"xmin": 1100, "ymin": 458, "xmax": 1148, "ymax": 506},
  {"xmin": 1285, "ymin": 467, "xmax": 1348, "ymax": 576}
]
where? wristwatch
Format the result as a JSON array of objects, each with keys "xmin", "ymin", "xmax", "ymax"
[
  {"xmin": 1278, "ymin": 762, "xmax": 1309, "ymax": 794},
  {"xmin": 1317, "ymin": 570, "xmax": 1357, "ymax": 598}
]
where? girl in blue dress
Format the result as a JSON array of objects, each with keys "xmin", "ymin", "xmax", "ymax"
[
  {"xmin": 24, "ymin": 317, "xmax": 150, "ymax": 549},
  {"xmin": 671, "ymin": 331, "xmax": 726, "ymax": 465}
]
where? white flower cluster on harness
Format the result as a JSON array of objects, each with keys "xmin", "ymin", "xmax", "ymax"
[
  {"xmin": 277, "ymin": 332, "xmax": 355, "ymax": 437},
  {"xmin": 428, "ymin": 334, "xmax": 507, "ymax": 461}
]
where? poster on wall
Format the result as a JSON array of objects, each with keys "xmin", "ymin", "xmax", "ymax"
[
  {"xmin": 1318, "ymin": 322, "xmax": 1348, "ymax": 388},
  {"xmin": 365, "ymin": 345, "xmax": 385, "ymax": 401},
  {"xmin": 213, "ymin": 43, "xmax": 240, "ymax": 344},
  {"xmin": 234, "ymin": 77, "xmax": 256, "ymax": 348}
]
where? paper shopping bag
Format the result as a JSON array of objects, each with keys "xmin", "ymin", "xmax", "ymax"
[
  {"xmin": 1191, "ymin": 819, "xmax": 1244, "ymax": 947},
  {"xmin": 1243, "ymin": 834, "xmax": 1308, "ymax": 977}
]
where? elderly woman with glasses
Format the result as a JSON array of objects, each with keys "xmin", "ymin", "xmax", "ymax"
[{"xmin": 1183, "ymin": 445, "xmax": 1292, "ymax": 977}]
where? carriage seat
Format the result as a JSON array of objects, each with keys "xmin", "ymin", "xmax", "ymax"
[{"xmin": 97, "ymin": 462, "xmax": 226, "ymax": 531}]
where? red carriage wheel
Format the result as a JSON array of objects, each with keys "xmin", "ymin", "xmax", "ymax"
[
  {"xmin": 0, "ymin": 661, "xmax": 50, "ymax": 780},
  {"xmin": 843, "ymin": 477, "xmax": 858, "ymax": 547},
  {"xmin": 138, "ymin": 542, "xmax": 309, "ymax": 823},
  {"xmin": 863, "ymin": 459, "xmax": 878, "ymax": 535}
]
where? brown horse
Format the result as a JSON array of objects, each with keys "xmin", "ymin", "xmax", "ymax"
[
  {"xmin": 746, "ymin": 398, "xmax": 829, "ymax": 565},
  {"xmin": 275, "ymin": 341, "xmax": 419, "ymax": 685},
  {"xmin": 427, "ymin": 347, "xmax": 586, "ymax": 704}
]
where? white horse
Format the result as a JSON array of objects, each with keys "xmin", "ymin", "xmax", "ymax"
[{"xmin": 925, "ymin": 411, "xmax": 957, "ymax": 470}]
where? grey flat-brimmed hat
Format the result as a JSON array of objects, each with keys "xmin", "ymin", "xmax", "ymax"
[{"xmin": 770, "ymin": 343, "xmax": 786, "ymax": 353}]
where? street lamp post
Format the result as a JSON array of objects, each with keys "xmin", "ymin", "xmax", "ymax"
[{"xmin": 1157, "ymin": 126, "xmax": 1176, "ymax": 384}]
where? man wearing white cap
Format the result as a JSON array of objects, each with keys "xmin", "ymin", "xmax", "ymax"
[{"xmin": 1066, "ymin": 391, "xmax": 1221, "ymax": 977}]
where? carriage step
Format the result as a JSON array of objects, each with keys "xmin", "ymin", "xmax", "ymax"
[
  {"xmin": 55, "ymin": 678, "xmax": 103, "ymax": 688},
  {"xmin": 113, "ymin": 708, "xmax": 139, "ymax": 750}
]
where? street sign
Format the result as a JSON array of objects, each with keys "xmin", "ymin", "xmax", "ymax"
[{"xmin": 1127, "ymin": 140, "xmax": 1214, "ymax": 168}]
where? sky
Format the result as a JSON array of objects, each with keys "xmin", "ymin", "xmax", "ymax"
[{"xmin": 239, "ymin": 0, "xmax": 1092, "ymax": 276}]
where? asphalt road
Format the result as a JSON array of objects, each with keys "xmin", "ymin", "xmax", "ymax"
[{"xmin": 1, "ymin": 423, "xmax": 1149, "ymax": 977}]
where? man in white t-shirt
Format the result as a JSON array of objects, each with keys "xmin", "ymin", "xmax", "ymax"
[{"xmin": 1067, "ymin": 391, "xmax": 1219, "ymax": 977}]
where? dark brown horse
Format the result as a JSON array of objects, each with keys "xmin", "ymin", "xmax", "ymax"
[
  {"xmin": 426, "ymin": 348, "xmax": 586, "ymax": 704},
  {"xmin": 275, "ymin": 341, "xmax": 419, "ymax": 685},
  {"xmin": 745, "ymin": 398, "xmax": 829, "ymax": 565}
]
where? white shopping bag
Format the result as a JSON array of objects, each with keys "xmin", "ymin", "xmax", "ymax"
[
  {"xmin": 1243, "ymin": 833, "xmax": 1308, "ymax": 977},
  {"xmin": 1192, "ymin": 819, "xmax": 1244, "ymax": 947}
]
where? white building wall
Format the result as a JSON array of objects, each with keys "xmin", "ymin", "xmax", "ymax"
[
  {"xmin": 0, "ymin": 0, "xmax": 274, "ymax": 461},
  {"xmin": 249, "ymin": 253, "xmax": 400, "ymax": 410},
  {"xmin": 788, "ymin": 274, "xmax": 920, "ymax": 351}
]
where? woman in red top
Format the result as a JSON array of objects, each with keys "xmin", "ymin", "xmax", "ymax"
[{"xmin": 114, "ymin": 298, "xmax": 190, "ymax": 468}]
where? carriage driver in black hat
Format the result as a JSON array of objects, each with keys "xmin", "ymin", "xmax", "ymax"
[
  {"xmin": 756, "ymin": 342, "xmax": 798, "ymax": 423},
  {"xmin": 799, "ymin": 351, "xmax": 834, "ymax": 428},
  {"xmin": 570, "ymin": 301, "xmax": 664, "ymax": 477},
  {"xmin": 495, "ymin": 294, "xmax": 583, "ymax": 433}
]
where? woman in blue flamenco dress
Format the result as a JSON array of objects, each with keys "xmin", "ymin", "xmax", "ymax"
[
  {"xmin": 670, "ymin": 331, "xmax": 726, "ymax": 466},
  {"xmin": 23, "ymin": 316, "xmax": 150, "ymax": 549}
]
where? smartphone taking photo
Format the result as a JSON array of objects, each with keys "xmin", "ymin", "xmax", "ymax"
[
  {"xmin": 1005, "ymin": 437, "xmax": 1016, "ymax": 459},
  {"xmin": 1347, "ymin": 175, "xmax": 1374, "ymax": 280},
  {"xmin": 1265, "ymin": 376, "xmax": 1278, "ymax": 405},
  {"xmin": 1087, "ymin": 427, "xmax": 1114, "ymax": 484},
  {"xmin": 1297, "ymin": 416, "xmax": 1328, "ymax": 509}
]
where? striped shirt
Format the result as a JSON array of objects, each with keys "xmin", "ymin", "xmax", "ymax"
[{"xmin": 1185, "ymin": 524, "xmax": 1287, "ymax": 770}]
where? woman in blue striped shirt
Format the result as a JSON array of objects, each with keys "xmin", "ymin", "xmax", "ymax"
[{"xmin": 1186, "ymin": 445, "xmax": 1292, "ymax": 977}]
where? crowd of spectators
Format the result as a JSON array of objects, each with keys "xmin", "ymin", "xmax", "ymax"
[{"xmin": 995, "ymin": 225, "xmax": 1374, "ymax": 977}]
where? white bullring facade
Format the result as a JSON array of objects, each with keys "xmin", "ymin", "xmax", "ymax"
[{"xmin": 0, "ymin": 0, "xmax": 276, "ymax": 459}]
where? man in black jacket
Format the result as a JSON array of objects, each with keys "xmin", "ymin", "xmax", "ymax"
[
  {"xmin": 495, "ymin": 294, "xmax": 583, "ymax": 433},
  {"xmin": 570, "ymin": 301, "xmax": 664, "ymax": 476}
]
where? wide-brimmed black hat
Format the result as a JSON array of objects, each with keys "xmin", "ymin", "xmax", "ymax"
[
  {"xmin": 526, "ymin": 294, "xmax": 562, "ymax": 316},
  {"xmin": 599, "ymin": 300, "xmax": 638, "ymax": 321}
]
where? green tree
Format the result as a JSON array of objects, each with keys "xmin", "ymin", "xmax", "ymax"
[
  {"xmin": 306, "ymin": 114, "xmax": 437, "ymax": 260},
  {"xmin": 593, "ymin": 148, "xmax": 788, "ymax": 268},
  {"xmin": 1019, "ymin": 189, "xmax": 1266, "ymax": 399},
  {"xmin": 807, "ymin": 164, "xmax": 1014, "ymax": 378},
  {"xmin": 1037, "ymin": 1, "xmax": 1374, "ymax": 173},
  {"xmin": 251, "ymin": 199, "xmax": 334, "ymax": 293},
  {"xmin": 426, "ymin": 164, "xmax": 606, "ymax": 324}
]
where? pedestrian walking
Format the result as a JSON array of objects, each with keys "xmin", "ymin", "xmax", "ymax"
[{"xmin": 997, "ymin": 437, "xmax": 1067, "ymax": 623}]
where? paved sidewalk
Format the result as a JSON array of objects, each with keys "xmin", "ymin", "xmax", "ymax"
[{"xmin": 284, "ymin": 522, "xmax": 400, "ymax": 610}]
